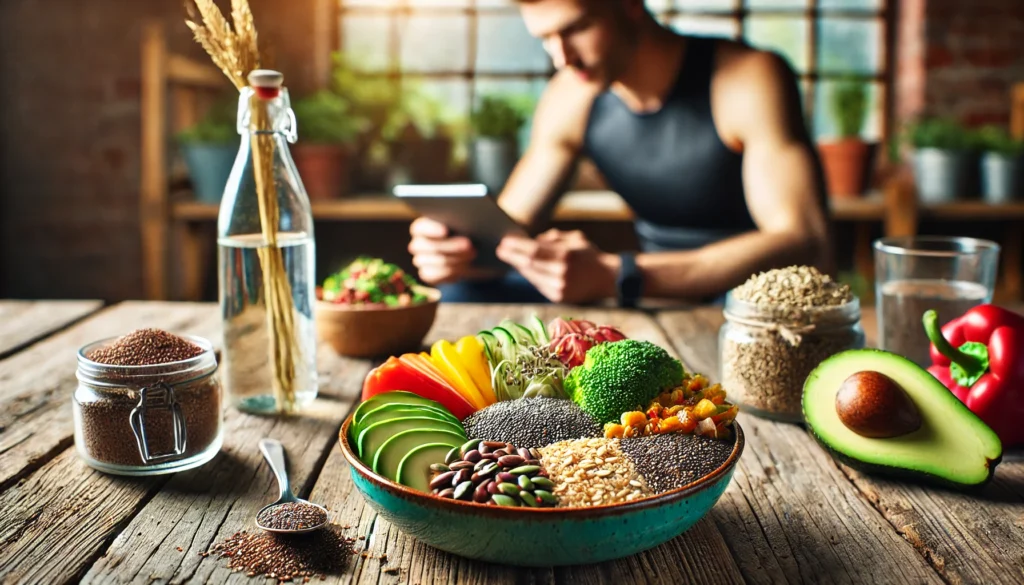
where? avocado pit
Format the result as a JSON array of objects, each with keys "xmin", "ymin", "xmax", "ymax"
[{"xmin": 835, "ymin": 370, "xmax": 922, "ymax": 438}]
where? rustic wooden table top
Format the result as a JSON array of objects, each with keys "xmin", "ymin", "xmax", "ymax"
[{"xmin": 0, "ymin": 300, "xmax": 1021, "ymax": 585}]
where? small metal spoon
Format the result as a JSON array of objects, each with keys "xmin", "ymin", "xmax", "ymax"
[{"xmin": 256, "ymin": 438, "xmax": 329, "ymax": 534}]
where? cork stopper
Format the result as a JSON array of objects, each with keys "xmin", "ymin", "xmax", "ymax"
[{"xmin": 248, "ymin": 69, "xmax": 284, "ymax": 88}]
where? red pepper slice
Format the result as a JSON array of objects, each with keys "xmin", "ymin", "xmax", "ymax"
[{"xmin": 360, "ymin": 356, "xmax": 477, "ymax": 420}]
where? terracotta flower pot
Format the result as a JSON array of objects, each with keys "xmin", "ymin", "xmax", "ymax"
[
  {"xmin": 292, "ymin": 143, "xmax": 352, "ymax": 200},
  {"xmin": 818, "ymin": 138, "xmax": 875, "ymax": 198}
]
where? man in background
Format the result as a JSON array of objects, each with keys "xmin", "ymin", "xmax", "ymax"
[{"xmin": 408, "ymin": 0, "xmax": 832, "ymax": 306}]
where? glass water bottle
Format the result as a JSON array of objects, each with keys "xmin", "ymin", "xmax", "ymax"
[{"xmin": 218, "ymin": 70, "xmax": 318, "ymax": 414}]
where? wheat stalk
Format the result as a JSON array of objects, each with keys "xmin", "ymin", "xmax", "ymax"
[{"xmin": 185, "ymin": 0, "xmax": 302, "ymax": 413}]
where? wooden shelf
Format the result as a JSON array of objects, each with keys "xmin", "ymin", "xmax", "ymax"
[{"xmin": 173, "ymin": 190, "xmax": 638, "ymax": 223}]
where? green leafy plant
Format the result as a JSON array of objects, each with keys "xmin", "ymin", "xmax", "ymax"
[
  {"xmin": 470, "ymin": 94, "xmax": 533, "ymax": 140},
  {"xmin": 830, "ymin": 78, "xmax": 868, "ymax": 139},
  {"xmin": 176, "ymin": 100, "xmax": 237, "ymax": 145},
  {"xmin": 292, "ymin": 90, "xmax": 367, "ymax": 145},
  {"xmin": 904, "ymin": 117, "xmax": 973, "ymax": 151},
  {"xmin": 973, "ymin": 125, "xmax": 1024, "ymax": 156}
]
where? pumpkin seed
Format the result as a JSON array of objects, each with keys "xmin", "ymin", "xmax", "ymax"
[
  {"xmin": 454, "ymin": 480, "xmax": 474, "ymax": 500},
  {"xmin": 491, "ymin": 494, "xmax": 519, "ymax": 507},
  {"xmin": 445, "ymin": 447, "xmax": 460, "ymax": 465},
  {"xmin": 519, "ymin": 491, "xmax": 541, "ymax": 507},
  {"xmin": 535, "ymin": 490, "xmax": 558, "ymax": 505},
  {"xmin": 497, "ymin": 482, "xmax": 520, "ymax": 497},
  {"xmin": 509, "ymin": 465, "xmax": 540, "ymax": 476},
  {"xmin": 459, "ymin": 439, "xmax": 482, "ymax": 457},
  {"xmin": 530, "ymin": 477, "xmax": 554, "ymax": 490},
  {"xmin": 517, "ymin": 475, "xmax": 534, "ymax": 491},
  {"xmin": 429, "ymin": 463, "xmax": 450, "ymax": 473}
]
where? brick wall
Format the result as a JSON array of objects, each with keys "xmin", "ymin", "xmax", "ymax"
[
  {"xmin": 0, "ymin": 0, "xmax": 323, "ymax": 301},
  {"xmin": 897, "ymin": 0, "xmax": 1024, "ymax": 129}
]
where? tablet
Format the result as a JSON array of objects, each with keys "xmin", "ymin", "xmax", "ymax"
[
  {"xmin": 394, "ymin": 183, "xmax": 530, "ymax": 240},
  {"xmin": 395, "ymin": 183, "xmax": 530, "ymax": 269}
]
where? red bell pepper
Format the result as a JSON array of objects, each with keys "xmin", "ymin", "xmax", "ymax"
[
  {"xmin": 923, "ymin": 306, "xmax": 1024, "ymax": 447},
  {"xmin": 361, "ymin": 355, "xmax": 477, "ymax": 420}
]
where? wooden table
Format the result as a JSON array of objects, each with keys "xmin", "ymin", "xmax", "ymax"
[{"xmin": 1, "ymin": 300, "xmax": 1021, "ymax": 584}]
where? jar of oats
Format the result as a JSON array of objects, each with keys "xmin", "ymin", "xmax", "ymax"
[{"xmin": 719, "ymin": 266, "xmax": 865, "ymax": 423}]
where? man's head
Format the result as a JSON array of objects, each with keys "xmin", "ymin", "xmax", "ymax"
[{"xmin": 515, "ymin": 0, "xmax": 651, "ymax": 86}]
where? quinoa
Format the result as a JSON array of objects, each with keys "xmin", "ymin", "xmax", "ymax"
[
  {"xmin": 733, "ymin": 265, "xmax": 852, "ymax": 311},
  {"xmin": 205, "ymin": 525, "xmax": 354, "ymax": 582},
  {"xmin": 538, "ymin": 438, "xmax": 653, "ymax": 507},
  {"xmin": 88, "ymin": 328, "xmax": 204, "ymax": 366},
  {"xmin": 620, "ymin": 433, "xmax": 736, "ymax": 493},
  {"xmin": 461, "ymin": 398, "xmax": 602, "ymax": 449}
]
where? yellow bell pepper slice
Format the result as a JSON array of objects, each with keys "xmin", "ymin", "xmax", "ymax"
[
  {"xmin": 454, "ymin": 336, "xmax": 496, "ymax": 405},
  {"xmin": 430, "ymin": 340, "xmax": 487, "ymax": 409}
]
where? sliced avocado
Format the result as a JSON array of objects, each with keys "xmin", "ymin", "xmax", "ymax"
[
  {"xmin": 397, "ymin": 443, "xmax": 453, "ymax": 492},
  {"xmin": 373, "ymin": 429, "xmax": 465, "ymax": 481},
  {"xmin": 358, "ymin": 416, "xmax": 466, "ymax": 461},
  {"xmin": 352, "ymin": 391, "xmax": 447, "ymax": 428},
  {"xmin": 803, "ymin": 348, "xmax": 1003, "ymax": 489},
  {"xmin": 354, "ymin": 403, "xmax": 460, "ymax": 439}
]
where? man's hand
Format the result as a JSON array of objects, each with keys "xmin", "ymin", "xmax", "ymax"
[
  {"xmin": 408, "ymin": 217, "xmax": 477, "ymax": 285},
  {"xmin": 495, "ymin": 229, "xmax": 620, "ymax": 304}
]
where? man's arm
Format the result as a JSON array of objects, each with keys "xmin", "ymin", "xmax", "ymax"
[
  {"xmin": 497, "ymin": 71, "xmax": 596, "ymax": 232},
  {"xmin": 630, "ymin": 50, "xmax": 832, "ymax": 302}
]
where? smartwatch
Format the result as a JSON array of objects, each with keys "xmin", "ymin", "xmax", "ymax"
[{"xmin": 616, "ymin": 252, "xmax": 643, "ymax": 308}]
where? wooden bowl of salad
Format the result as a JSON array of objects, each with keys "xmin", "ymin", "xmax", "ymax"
[{"xmin": 315, "ymin": 257, "xmax": 441, "ymax": 358}]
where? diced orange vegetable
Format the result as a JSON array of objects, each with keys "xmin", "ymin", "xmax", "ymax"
[
  {"xmin": 621, "ymin": 411, "xmax": 647, "ymax": 427},
  {"xmin": 693, "ymin": 398, "xmax": 717, "ymax": 420},
  {"xmin": 604, "ymin": 423, "xmax": 625, "ymax": 438}
]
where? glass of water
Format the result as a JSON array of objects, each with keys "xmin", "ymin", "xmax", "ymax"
[{"xmin": 874, "ymin": 236, "xmax": 1000, "ymax": 367}]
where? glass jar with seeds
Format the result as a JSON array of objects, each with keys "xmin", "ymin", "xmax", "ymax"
[
  {"xmin": 718, "ymin": 266, "xmax": 865, "ymax": 423},
  {"xmin": 73, "ymin": 329, "xmax": 224, "ymax": 475}
]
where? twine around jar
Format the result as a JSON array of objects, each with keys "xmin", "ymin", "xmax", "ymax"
[{"xmin": 722, "ymin": 310, "xmax": 860, "ymax": 348}]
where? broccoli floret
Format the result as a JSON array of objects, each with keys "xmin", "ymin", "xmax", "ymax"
[{"xmin": 564, "ymin": 339, "xmax": 684, "ymax": 424}]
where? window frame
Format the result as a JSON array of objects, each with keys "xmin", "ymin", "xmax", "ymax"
[{"xmin": 337, "ymin": 0, "xmax": 894, "ymax": 143}]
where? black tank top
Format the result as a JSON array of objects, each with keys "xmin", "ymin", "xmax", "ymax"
[{"xmin": 583, "ymin": 36, "xmax": 756, "ymax": 252}]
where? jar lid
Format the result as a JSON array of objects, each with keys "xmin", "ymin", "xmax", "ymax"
[{"xmin": 248, "ymin": 69, "xmax": 284, "ymax": 89}]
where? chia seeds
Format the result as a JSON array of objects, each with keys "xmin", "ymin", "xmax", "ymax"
[
  {"xmin": 205, "ymin": 525, "xmax": 354, "ymax": 582},
  {"xmin": 257, "ymin": 502, "xmax": 328, "ymax": 531},
  {"xmin": 87, "ymin": 328, "xmax": 204, "ymax": 365},
  {"xmin": 620, "ymin": 433, "xmax": 736, "ymax": 493},
  {"xmin": 461, "ymin": 398, "xmax": 602, "ymax": 449}
]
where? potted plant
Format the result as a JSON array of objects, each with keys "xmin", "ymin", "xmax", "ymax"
[
  {"xmin": 905, "ymin": 117, "xmax": 974, "ymax": 203},
  {"xmin": 291, "ymin": 90, "xmax": 366, "ymax": 200},
  {"xmin": 469, "ymin": 94, "xmax": 532, "ymax": 194},
  {"xmin": 975, "ymin": 125, "xmax": 1024, "ymax": 203},
  {"xmin": 382, "ymin": 84, "xmax": 462, "ymax": 185},
  {"xmin": 817, "ymin": 78, "xmax": 874, "ymax": 198},
  {"xmin": 177, "ymin": 102, "xmax": 238, "ymax": 204}
]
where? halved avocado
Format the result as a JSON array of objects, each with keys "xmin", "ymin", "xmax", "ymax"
[
  {"xmin": 353, "ymin": 403, "xmax": 460, "ymax": 440},
  {"xmin": 352, "ymin": 391, "xmax": 448, "ymax": 428},
  {"xmin": 372, "ymin": 429, "xmax": 465, "ymax": 481},
  {"xmin": 357, "ymin": 416, "xmax": 466, "ymax": 461},
  {"xmin": 397, "ymin": 443, "xmax": 453, "ymax": 492},
  {"xmin": 803, "ymin": 348, "xmax": 1003, "ymax": 490}
]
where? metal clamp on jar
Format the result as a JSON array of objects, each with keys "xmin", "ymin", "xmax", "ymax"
[{"xmin": 73, "ymin": 334, "xmax": 223, "ymax": 476}]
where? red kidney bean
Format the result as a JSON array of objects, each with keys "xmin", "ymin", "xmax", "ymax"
[
  {"xmin": 498, "ymin": 455, "xmax": 525, "ymax": 468},
  {"xmin": 429, "ymin": 471, "xmax": 455, "ymax": 491},
  {"xmin": 463, "ymin": 450, "xmax": 482, "ymax": 463},
  {"xmin": 474, "ymin": 481, "xmax": 492, "ymax": 503},
  {"xmin": 452, "ymin": 468, "xmax": 470, "ymax": 486}
]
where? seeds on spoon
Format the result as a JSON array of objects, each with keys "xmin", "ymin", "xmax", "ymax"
[{"xmin": 257, "ymin": 501, "xmax": 328, "ymax": 531}]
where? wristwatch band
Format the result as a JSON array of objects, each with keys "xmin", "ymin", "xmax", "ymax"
[{"xmin": 616, "ymin": 252, "xmax": 643, "ymax": 308}]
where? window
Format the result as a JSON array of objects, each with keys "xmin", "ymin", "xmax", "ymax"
[{"xmin": 338, "ymin": 0, "xmax": 890, "ymax": 144}]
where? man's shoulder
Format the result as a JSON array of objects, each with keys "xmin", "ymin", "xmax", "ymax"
[
  {"xmin": 712, "ymin": 39, "xmax": 797, "ymax": 89},
  {"xmin": 531, "ymin": 69, "xmax": 604, "ymax": 147}
]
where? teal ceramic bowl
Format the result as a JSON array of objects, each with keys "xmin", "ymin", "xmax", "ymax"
[{"xmin": 338, "ymin": 416, "xmax": 744, "ymax": 566}]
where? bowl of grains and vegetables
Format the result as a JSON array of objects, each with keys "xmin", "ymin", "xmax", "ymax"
[
  {"xmin": 336, "ymin": 390, "xmax": 745, "ymax": 566},
  {"xmin": 315, "ymin": 257, "xmax": 441, "ymax": 358}
]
